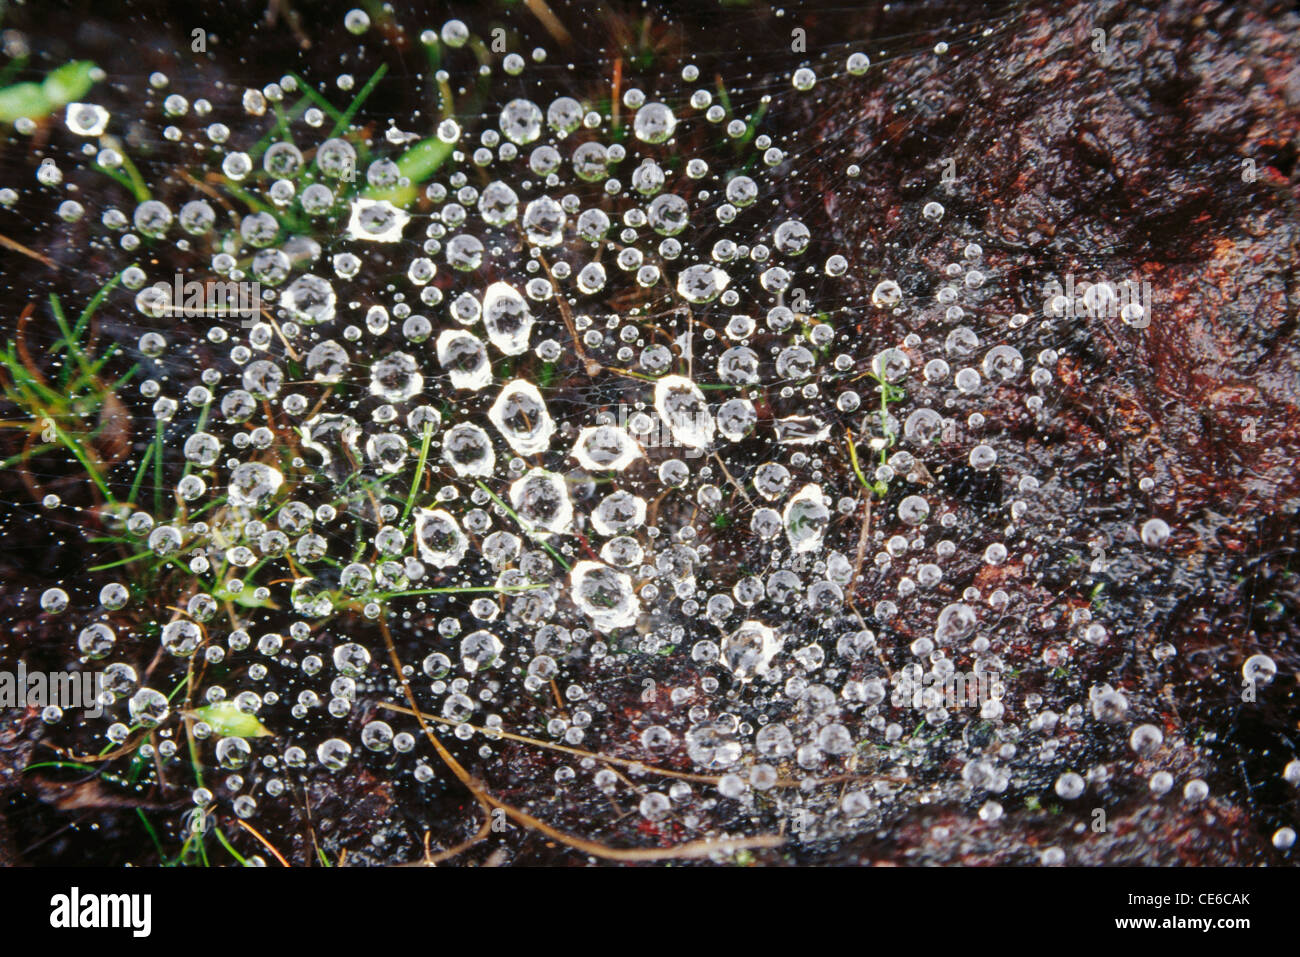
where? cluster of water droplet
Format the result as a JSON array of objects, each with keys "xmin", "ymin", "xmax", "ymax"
[{"xmin": 11, "ymin": 8, "xmax": 1291, "ymax": 860}]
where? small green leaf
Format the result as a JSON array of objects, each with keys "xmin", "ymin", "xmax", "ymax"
[
  {"xmin": 0, "ymin": 61, "xmax": 98, "ymax": 123},
  {"xmin": 190, "ymin": 701, "xmax": 273, "ymax": 738},
  {"xmin": 364, "ymin": 136, "xmax": 453, "ymax": 206},
  {"xmin": 229, "ymin": 583, "xmax": 276, "ymax": 609},
  {"xmin": 0, "ymin": 82, "xmax": 51, "ymax": 123},
  {"xmin": 43, "ymin": 61, "xmax": 99, "ymax": 107}
]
